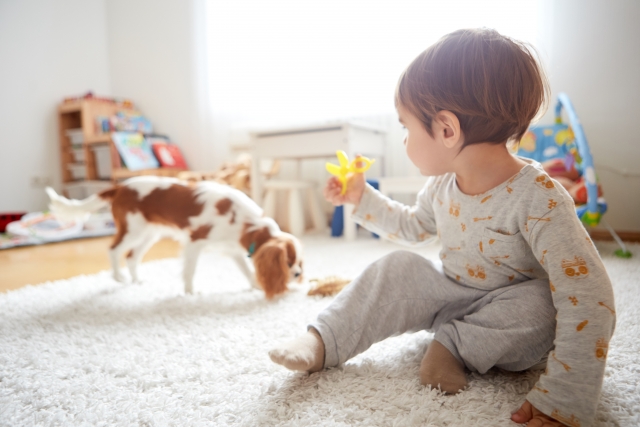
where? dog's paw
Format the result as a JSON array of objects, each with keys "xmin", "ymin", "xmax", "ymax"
[{"xmin": 112, "ymin": 273, "xmax": 127, "ymax": 283}]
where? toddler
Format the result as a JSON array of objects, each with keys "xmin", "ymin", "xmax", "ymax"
[{"xmin": 269, "ymin": 28, "xmax": 615, "ymax": 427}]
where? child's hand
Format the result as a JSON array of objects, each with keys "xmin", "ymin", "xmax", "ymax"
[
  {"xmin": 511, "ymin": 400, "xmax": 566, "ymax": 427},
  {"xmin": 323, "ymin": 156, "xmax": 366, "ymax": 207}
]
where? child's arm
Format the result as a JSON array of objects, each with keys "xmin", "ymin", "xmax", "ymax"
[
  {"xmin": 350, "ymin": 182, "xmax": 437, "ymax": 245},
  {"xmin": 322, "ymin": 165, "xmax": 436, "ymax": 244},
  {"xmin": 523, "ymin": 196, "xmax": 615, "ymax": 427}
]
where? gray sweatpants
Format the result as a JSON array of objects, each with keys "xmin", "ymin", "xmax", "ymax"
[{"xmin": 310, "ymin": 251, "xmax": 557, "ymax": 373}]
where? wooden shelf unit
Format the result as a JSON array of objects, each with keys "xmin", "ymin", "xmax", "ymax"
[
  {"xmin": 111, "ymin": 167, "xmax": 187, "ymax": 180},
  {"xmin": 57, "ymin": 99, "xmax": 187, "ymax": 195},
  {"xmin": 58, "ymin": 99, "xmax": 124, "ymax": 185}
]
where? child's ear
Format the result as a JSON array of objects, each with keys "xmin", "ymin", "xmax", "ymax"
[{"xmin": 435, "ymin": 111, "xmax": 462, "ymax": 149}]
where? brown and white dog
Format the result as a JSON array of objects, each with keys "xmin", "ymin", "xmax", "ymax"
[{"xmin": 45, "ymin": 177, "xmax": 303, "ymax": 298}]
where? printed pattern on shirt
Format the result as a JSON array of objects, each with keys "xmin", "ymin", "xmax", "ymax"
[
  {"xmin": 562, "ymin": 256, "xmax": 589, "ymax": 278},
  {"xmin": 550, "ymin": 410, "xmax": 581, "ymax": 427}
]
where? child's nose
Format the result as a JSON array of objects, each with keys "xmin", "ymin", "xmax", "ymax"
[{"xmin": 403, "ymin": 137, "xmax": 407, "ymax": 146}]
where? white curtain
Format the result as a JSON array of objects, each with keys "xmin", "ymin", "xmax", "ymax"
[
  {"xmin": 201, "ymin": 0, "xmax": 540, "ymax": 169},
  {"xmin": 206, "ymin": 1, "xmax": 539, "ymax": 121}
]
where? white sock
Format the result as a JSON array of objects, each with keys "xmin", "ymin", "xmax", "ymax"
[{"xmin": 268, "ymin": 329, "xmax": 325, "ymax": 372}]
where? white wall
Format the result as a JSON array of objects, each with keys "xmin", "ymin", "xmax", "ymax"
[
  {"xmin": 0, "ymin": 0, "xmax": 111, "ymax": 212},
  {"xmin": 537, "ymin": 0, "xmax": 640, "ymax": 231},
  {"xmin": 105, "ymin": 0, "xmax": 216, "ymax": 173}
]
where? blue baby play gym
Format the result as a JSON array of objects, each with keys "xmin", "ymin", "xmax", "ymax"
[{"xmin": 516, "ymin": 93, "xmax": 631, "ymax": 258}]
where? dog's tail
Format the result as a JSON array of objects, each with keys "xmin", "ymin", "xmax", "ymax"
[{"xmin": 45, "ymin": 186, "xmax": 116, "ymax": 222}]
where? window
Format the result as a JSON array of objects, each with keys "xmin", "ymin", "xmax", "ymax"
[{"xmin": 206, "ymin": 0, "xmax": 539, "ymax": 124}]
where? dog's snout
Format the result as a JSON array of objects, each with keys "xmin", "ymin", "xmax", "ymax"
[{"xmin": 294, "ymin": 272, "xmax": 301, "ymax": 278}]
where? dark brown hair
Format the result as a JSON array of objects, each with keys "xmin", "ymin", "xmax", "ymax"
[{"xmin": 395, "ymin": 28, "xmax": 549, "ymax": 148}]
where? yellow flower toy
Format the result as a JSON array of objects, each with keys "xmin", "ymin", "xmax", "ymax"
[{"xmin": 325, "ymin": 150, "xmax": 375, "ymax": 195}]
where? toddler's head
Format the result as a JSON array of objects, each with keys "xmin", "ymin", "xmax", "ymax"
[{"xmin": 395, "ymin": 28, "xmax": 549, "ymax": 148}]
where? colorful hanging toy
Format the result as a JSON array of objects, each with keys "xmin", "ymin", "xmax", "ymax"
[{"xmin": 325, "ymin": 150, "xmax": 375, "ymax": 195}]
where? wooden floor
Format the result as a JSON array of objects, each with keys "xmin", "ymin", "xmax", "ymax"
[
  {"xmin": 0, "ymin": 237, "xmax": 181, "ymax": 293},
  {"xmin": 2, "ymin": 231, "xmax": 636, "ymax": 294}
]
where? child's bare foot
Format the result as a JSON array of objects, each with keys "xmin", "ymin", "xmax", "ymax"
[
  {"xmin": 269, "ymin": 328, "xmax": 325, "ymax": 372},
  {"xmin": 419, "ymin": 340, "xmax": 468, "ymax": 394}
]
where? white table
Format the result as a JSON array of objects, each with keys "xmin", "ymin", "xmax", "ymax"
[{"xmin": 249, "ymin": 121, "xmax": 387, "ymax": 240}]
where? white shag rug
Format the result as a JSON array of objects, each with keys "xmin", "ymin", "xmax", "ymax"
[{"xmin": 1, "ymin": 236, "xmax": 639, "ymax": 427}]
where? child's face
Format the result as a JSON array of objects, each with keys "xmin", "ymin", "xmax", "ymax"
[{"xmin": 397, "ymin": 103, "xmax": 457, "ymax": 176}]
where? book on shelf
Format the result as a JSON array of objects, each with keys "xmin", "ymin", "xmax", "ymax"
[
  {"xmin": 112, "ymin": 132, "xmax": 159, "ymax": 171},
  {"xmin": 148, "ymin": 135, "xmax": 188, "ymax": 169}
]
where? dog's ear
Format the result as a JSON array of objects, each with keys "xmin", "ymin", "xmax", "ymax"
[{"xmin": 252, "ymin": 239, "xmax": 289, "ymax": 299}]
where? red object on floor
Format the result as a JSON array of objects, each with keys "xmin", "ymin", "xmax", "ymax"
[{"xmin": 0, "ymin": 212, "xmax": 26, "ymax": 232}]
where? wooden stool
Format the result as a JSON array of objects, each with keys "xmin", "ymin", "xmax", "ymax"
[{"xmin": 262, "ymin": 180, "xmax": 326, "ymax": 236}]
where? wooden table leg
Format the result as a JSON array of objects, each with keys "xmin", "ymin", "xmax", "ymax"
[{"xmin": 343, "ymin": 203, "xmax": 357, "ymax": 241}]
